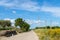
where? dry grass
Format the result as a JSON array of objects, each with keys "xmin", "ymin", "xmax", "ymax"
[{"xmin": 34, "ymin": 29, "xmax": 60, "ymax": 40}]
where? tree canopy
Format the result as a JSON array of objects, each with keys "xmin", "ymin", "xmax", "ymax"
[{"xmin": 15, "ymin": 18, "xmax": 30, "ymax": 31}]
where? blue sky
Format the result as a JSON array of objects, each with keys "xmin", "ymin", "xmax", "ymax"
[{"xmin": 0, "ymin": 0, "xmax": 60, "ymax": 28}]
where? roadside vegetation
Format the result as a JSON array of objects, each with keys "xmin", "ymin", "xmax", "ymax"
[
  {"xmin": 34, "ymin": 26, "xmax": 60, "ymax": 40},
  {"xmin": 0, "ymin": 18, "xmax": 30, "ymax": 32},
  {"xmin": 0, "ymin": 18, "xmax": 30, "ymax": 37}
]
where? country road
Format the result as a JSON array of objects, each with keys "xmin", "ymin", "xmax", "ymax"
[{"xmin": 0, "ymin": 30, "xmax": 39, "ymax": 40}]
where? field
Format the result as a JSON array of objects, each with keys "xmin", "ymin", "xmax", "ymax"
[{"xmin": 34, "ymin": 29, "xmax": 60, "ymax": 40}]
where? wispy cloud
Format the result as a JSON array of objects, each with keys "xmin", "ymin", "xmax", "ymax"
[
  {"xmin": 25, "ymin": 19, "xmax": 45, "ymax": 25},
  {"xmin": 51, "ymin": 21, "xmax": 60, "ymax": 26},
  {"xmin": 41, "ymin": 6, "xmax": 60, "ymax": 17},
  {"xmin": 0, "ymin": 0, "xmax": 40, "ymax": 11},
  {"xmin": 0, "ymin": 0, "xmax": 60, "ymax": 17}
]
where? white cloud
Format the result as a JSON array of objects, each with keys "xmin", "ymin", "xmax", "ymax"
[
  {"xmin": 0, "ymin": 0, "xmax": 40, "ymax": 11},
  {"xmin": 41, "ymin": 6, "xmax": 60, "ymax": 17},
  {"xmin": 25, "ymin": 19, "xmax": 45, "ymax": 25},
  {"xmin": 0, "ymin": 0, "xmax": 60, "ymax": 17},
  {"xmin": 51, "ymin": 21, "xmax": 60, "ymax": 26},
  {"xmin": 0, "ymin": 0, "xmax": 15, "ymax": 7},
  {"xmin": 4, "ymin": 18, "xmax": 15, "ymax": 23},
  {"xmin": 19, "ymin": 1, "xmax": 41, "ymax": 11},
  {"xmin": 12, "ymin": 11, "xmax": 16, "ymax": 14}
]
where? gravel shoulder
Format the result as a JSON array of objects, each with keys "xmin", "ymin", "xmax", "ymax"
[{"xmin": 0, "ymin": 30, "xmax": 39, "ymax": 40}]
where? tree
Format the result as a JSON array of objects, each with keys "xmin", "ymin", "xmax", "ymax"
[
  {"xmin": 15, "ymin": 18, "xmax": 30, "ymax": 31},
  {"xmin": 4, "ymin": 20, "xmax": 11, "ymax": 27},
  {"xmin": 46, "ymin": 26, "xmax": 50, "ymax": 29},
  {"xmin": 0, "ymin": 20, "xmax": 11, "ymax": 28}
]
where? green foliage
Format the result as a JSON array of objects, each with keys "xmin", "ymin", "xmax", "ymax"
[
  {"xmin": 0, "ymin": 20, "xmax": 11, "ymax": 28},
  {"xmin": 35, "ymin": 27, "xmax": 46, "ymax": 29},
  {"xmin": 52, "ymin": 26, "xmax": 60, "ymax": 29},
  {"xmin": 35, "ymin": 26, "xmax": 60, "ymax": 29},
  {"xmin": 46, "ymin": 26, "xmax": 50, "ymax": 29},
  {"xmin": 0, "ymin": 27, "xmax": 13, "ymax": 30},
  {"xmin": 15, "ymin": 18, "xmax": 30, "ymax": 32},
  {"xmin": 15, "ymin": 18, "xmax": 22, "ymax": 27},
  {"xmin": 0, "ymin": 18, "xmax": 30, "ymax": 33}
]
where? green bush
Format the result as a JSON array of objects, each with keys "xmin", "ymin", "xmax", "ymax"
[{"xmin": 0, "ymin": 27, "xmax": 13, "ymax": 30}]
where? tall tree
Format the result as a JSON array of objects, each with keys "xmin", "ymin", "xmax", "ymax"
[{"xmin": 15, "ymin": 18, "xmax": 30, "ymax": 31}]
